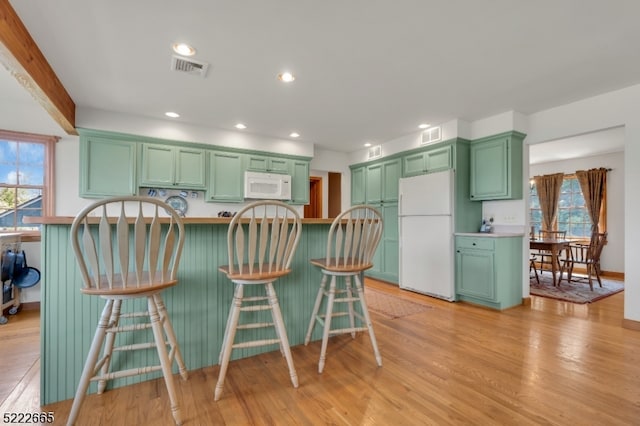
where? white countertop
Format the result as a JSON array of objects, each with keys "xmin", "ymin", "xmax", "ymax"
[{"xmin": 454, "ymin": 232, "xmax": 525, "ymax": 238}]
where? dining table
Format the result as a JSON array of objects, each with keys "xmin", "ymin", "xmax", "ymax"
[{"xmin": 529, "ymin": 238, "xmax": 571, "ymax": 286}]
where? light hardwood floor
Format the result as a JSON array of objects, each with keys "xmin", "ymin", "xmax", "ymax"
[{"xmin": 1, "ymin": 279, "xmax": 640, "ymax": 425}]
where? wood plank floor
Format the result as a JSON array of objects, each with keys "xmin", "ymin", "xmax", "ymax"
[{"xmin": 1, "ymin": 279, "xmax": 639, "ymax": 425}]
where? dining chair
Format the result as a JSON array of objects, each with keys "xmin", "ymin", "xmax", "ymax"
[
  {"xmin": 215, "ymin": 200, "xmax": 302, "ymax": 401},
  {"xmin": 529, "ymin": 255, "xmax": 540, "ymax": 284},
  {"xmin": 535, "ymin": 230, "xmax": 568, "ymax": 273},
  {"xmin": 304, "ymin": 205, "xmax": 383, "ymax": 373},
  {"xmin": 563, "ymin": 232, "xmax": 608, "ymax": 290},
  {"xmin": 68, "ymin": 196, "xmax": 187, "ymax": 425}
]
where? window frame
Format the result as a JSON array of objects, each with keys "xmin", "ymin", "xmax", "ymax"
[
  {"xmin": 0, "ymin": 129, "xmax": 58, "ymax": 239},
  {"xmin": 530, "ymin": 173, "xmax": 607, "ymax": 241}
]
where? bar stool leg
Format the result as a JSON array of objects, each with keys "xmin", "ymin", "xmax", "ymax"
[
  {"xmin": 355, "ymin": 275, "xmax": 382, "ymax": 367},
  {"xmin": 154, "ymin": 294, "xmax": 188, "ymax": 380},
  {"xmin": 67, "ymin": 299, "xmax": 114, "ymax": 426},
  {"xmin": 344, "ymin": 275, "xmax": 356, "ymax": 338},
  {"xmin": 215, "ymin": 284, "xmax": 243, "ymax": 401},
  {"xmin": 148, "ymin": 296, "xmax": 183, "ymax": 425},
  {"xmin": 97, "ymin": 299, "xmax": 122, "ymax": 394},
  {"xmin": 305, "ymin": 274, "xmax": 327, "ymax": 345},
  {"xmin": 266, "ymin": 282, "xmax": 298, "ymax": 388},
  {"xmin": 318, "ymin": 275, "xmax": 337, "ymax": 373}
]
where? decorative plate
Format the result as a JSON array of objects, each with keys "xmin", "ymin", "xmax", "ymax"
[{"xmin": 165, "ymin": 195, "xmax": 188, "ymax": 216}]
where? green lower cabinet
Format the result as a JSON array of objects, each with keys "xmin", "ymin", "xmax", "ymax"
[
  {"xmin": 206, "ymin": 151, "xmax": 244, "ymax": 202},
  {"xmin": 366, "ymin": 202, "xmax": 399, "ymax": 283},
  {"xmin": 455, "ymin": 235, "xmax": 522, "ymax": 309}
]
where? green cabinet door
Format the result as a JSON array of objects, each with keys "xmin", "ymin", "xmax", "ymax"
[
  {"xmin": 207, "ymin": 151, "xmax": 244, "ymax": 202},
  {"xmin": 470, "ymin": 132, "xmax": 524, "ymax": 200},
  {"xmin": 456, "ymin": 247, "xmax": 495, "ymax": 300},
  {"xmin": 140, "ymin": 144, "xmax": 205, "ymax": 189},
  {"xmin": 425, "ymin": 145, "xmax": 453, "ymax": 173},
  {"xmin": 382, "ymin": 159, "xmax": 401, "ymax": 202},
  {"xmin": 290, "ymin": 160, "xmax": 310, "ymax": 205},
  {"xmin": 351, "ymin": 166, "xmax": 366, "ymax": 205},
  {"xmin": 140, "ymin": 144, "xmax": 174, "ymax": 187},
  {"xmin": 366, "ymin": 163, "xmax": 383, "ymax": 204},
  {"xmin": 403, "ymin": 151, "xmax": 427, "ymax": 177},
  {"xmin": 175, "ymin": 147, "xmax": 206, "ymax": 188},
  {"xmin": 246, "ymin": 154, "xmax": 290, "ymax": 174},
  {"xmin": 366, "ymin": 202, "xmax": 398, "ymax": 283},
  {"xmin": 79, "ymin": 136, "xmax": 137, "ymax": 197}
]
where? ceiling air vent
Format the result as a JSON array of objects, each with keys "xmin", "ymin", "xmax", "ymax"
[
  {"xmin": 368, "ymin": 145, "xmax": 382, "ymax": 159},
  {"xmin": 170, "ymin": 55, "xmax": 210, "ymax": 78},
  {"xmin": 421, "ymin": 126, "xmax": 441, "ymax": 145}
]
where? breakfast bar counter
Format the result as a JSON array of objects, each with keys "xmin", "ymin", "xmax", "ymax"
[{"xmin": 28, "ymin": 217, "xmax": 336, "ymax": 405}]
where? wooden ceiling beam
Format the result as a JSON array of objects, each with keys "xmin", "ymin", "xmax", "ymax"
[{"xmin": 0, "ymin": 1, "xmax": 77, "ymax": 135}]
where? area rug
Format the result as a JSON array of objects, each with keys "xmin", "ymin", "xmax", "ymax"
[
  {"xmin": 530, "ymin": 271, "xmax": 624, "ymax": 304},
  {"xmin": 364, "ymin": 287, "xmax": 432, "ymax": 319}
]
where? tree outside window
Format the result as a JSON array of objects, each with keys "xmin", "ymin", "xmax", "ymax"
[{"xmin": 0, "ymin": 131, "xmax": 56, "ymax": 233}]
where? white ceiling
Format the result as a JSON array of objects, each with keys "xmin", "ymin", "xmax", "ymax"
[
  {"xmin": 529, "ymin": 126, "xmax": 625, "ymax": 165},
  {"xmin": 4, "ymin": 1, "xmax": 640, "ymax": 154}
]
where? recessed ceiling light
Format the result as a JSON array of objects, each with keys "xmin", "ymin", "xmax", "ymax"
[
  {"xmin": 289, "ymin": 132, "xmax": 300, "ymax": 138},
  {"xmin": 418, "ymin": 123, "xmax": 430, "ymax": 129},
  {"xmin": 235, "ymin": 123, "xmax": 247, "ymax": 130},
  {"xmin": 278, "ymin": 72, "xmax": 295, "ymax": 83},
  {"xmin": 364, "ymin": 142, "xmax": 372, "ymax": 147},
  {"xmin": 172, "ymin": 43, "xmax": 196, "ymax": 56},
  {"xmin": 165, "ymin": 112, "xmax": 180, "ymax": 118}
]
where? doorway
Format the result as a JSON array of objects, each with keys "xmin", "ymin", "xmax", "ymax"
[{"xmin": 304, "ymin": 177, "xmax": 323, "ymax": 218}]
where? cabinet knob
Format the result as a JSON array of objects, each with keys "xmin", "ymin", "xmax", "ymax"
[{"xmin": 472, "ymin": 242, "xmax": 476, "ymax": 246}]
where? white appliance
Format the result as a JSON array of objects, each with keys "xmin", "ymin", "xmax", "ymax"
[
  {"xmin": 399, "ymin": 169, "xmax": 455, "ymax": 301},
  {"xmin": 244, "ymin": 171, "xmax": 292, "ymax": 200}
]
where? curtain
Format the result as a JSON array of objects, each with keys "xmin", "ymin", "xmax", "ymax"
[
  {"xmin": 534, "ymin": 173, "xmax": 564, "ymax": 231},
  {"xmin": 576, "ymin": 167, "xmax": 607, "ymax": 233}
]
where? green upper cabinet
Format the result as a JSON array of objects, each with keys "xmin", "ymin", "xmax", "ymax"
[
  {"xmin": 140, "ymin": 143, "xmax": 206, "ymax": 189},
  {"xmin": 246, "ymin": 154, "xmax": 290, "ymax": 174},
  {"xmin": 79, "ymin": 135, "xmax": 137, "ymax": 198},
  {"xmin": 403, "ymin": 144, "xmax": 452, "ymax": 177},
  {"xmin": 469, "ymin": 131, "xmax": 525, "ymax": 201},
  {"xmin": 207, "ymin": 151, "xmax": 244, "ymax": 202},
  {"xmin": 366, "ymin": 158, "xmax": 401, "ymax": 203},
  {"xmin": 351, "ymin": 166, "xmax": 366, "ymax": 205},
  {"xmin": 290, "ymin": 160, "xmax": 310, "ymax": 205}
]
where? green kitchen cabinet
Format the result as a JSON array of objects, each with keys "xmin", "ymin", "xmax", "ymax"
[
  {"xmin": 403, "ymin": 145, "xmax": 452, "ymax": 177},
  {"xmin": 290, "ymin": 160, "xmax": 310, "ymax": 205},
  {"xmin": 351, "ymin": 166, "xmax": 366, "ymax": 205},
  {"xmin": 367, "ymin": 202, "xmax": 399, "ymax": 283},
  {"xmin": 140, "ymin": 143, "xmax": 206, "ymax": 189},
  {"xmin": 469, "ymin": 131, "xmax": 525, "ymax": 201},
  {"xmin": 79, "ymin": 135, "xmax": 138, "ymax": 198},
  {"xmin": 366, "ymin": 158, "xmax": 401, "ymax": 203},
  {"xmin": 246, "ymin": 154, "xmax": 290, "ymax": 174},
  {"xmin": 207, "ymin": 151, "xmax": 245, "ymax": 202},
  {"xmin": 455, "ymin": 235, "xmax": 522, "ymax": 309}
]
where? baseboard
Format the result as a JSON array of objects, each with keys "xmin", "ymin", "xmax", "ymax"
[
  {"xmin": 20, "ymin": 302, "xmax": 40, "ymax": 311},
  {"xmin": 602, "ymin": 270, "xmax": 624, "ymax": 280},
  {"xmin": 521, "ymin": 296, "xmax": 532, "ymax": 306},
  {"xmin": 622, "ymin": 318, "xmax": 640, "ymax": 331}
]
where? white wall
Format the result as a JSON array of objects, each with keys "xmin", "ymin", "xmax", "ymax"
[{"xmin": 529, "ymin": 151, "xmax": 624, "ymax": 273}]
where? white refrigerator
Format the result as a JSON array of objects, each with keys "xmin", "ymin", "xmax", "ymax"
[{"xmin": 398, "ymin": 169, "xmax": 455, "ymax": 301}]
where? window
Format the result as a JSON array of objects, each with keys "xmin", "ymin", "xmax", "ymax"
[
  {"xmin": 0, "ymin": 130, "xmax": 57, "ymax": 233},
  {"xmin": 530, "ymin": 174, "xmax": 606, "ymax": 239}
]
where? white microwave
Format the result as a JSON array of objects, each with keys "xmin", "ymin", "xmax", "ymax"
[{"xmin": 244, "ymin": 171, "xmax": 292, "ymax": 200}]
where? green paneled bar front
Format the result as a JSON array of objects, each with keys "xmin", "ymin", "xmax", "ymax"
[{"xmin": 34, "ymin": 217, "xmax": 336, "ymax": 405}]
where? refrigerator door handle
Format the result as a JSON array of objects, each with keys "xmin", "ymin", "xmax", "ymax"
[{"xmin": 399, "ymin": 193, "xmax": 402, "ymax": 216}]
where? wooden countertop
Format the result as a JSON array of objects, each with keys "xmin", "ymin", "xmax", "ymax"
[{"xmin": 24, "ymin": 216, "xmax": 338, "ymax": 225}]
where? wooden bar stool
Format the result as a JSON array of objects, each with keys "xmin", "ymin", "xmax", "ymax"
[
  {"xmin": 215, "ymin": 200, "xmax": 302, "ymax": 401},
  {"xmin": 68, "ymin": 196, "xmax": 187, "ymax": 425},
  {"xmin": 304, "ymin": 205, "xmax": 383, "ymax": 373}
]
